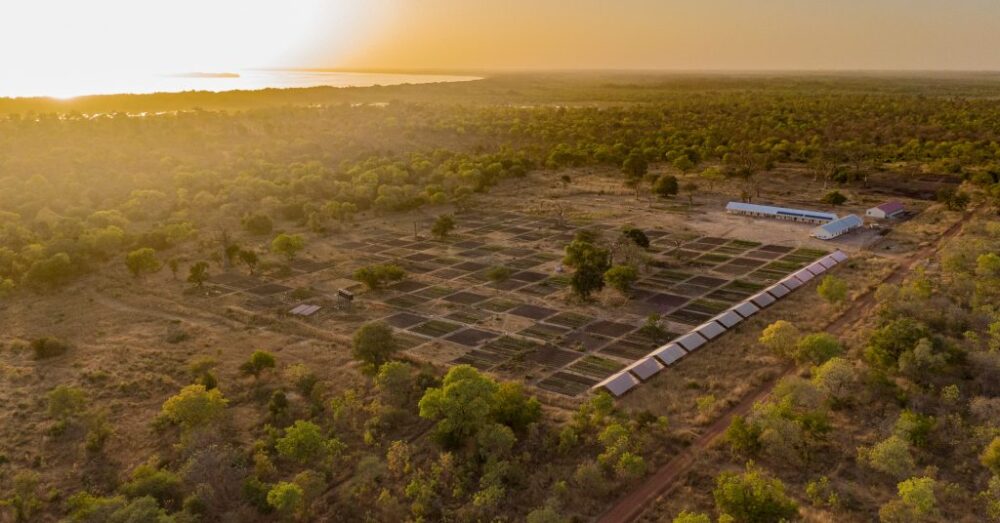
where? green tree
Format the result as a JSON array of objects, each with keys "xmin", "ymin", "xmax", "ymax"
[
  {"xmin": 242, "ymin": 213, "xmax": 273, "ymax": 235},
  {"xmin": 865, "ymin": 318, "xmax": 929, "ymax": 371},
  {"xmin": 879, "ymin": 476, "xmax": 938, "ymax": 522},
  {"xmin": 654, "ymin": 174, "xmax": 680, "ymax": 198},
  {"xmin": 713, "ymin": 463, "xmax": 799, "ymax": 522},
  {"xmin": 187, "ymin": 261, "xmax": 209, "ymax": 287},
  {"xmin": 817, "ymin": 275, "xmax": 848, "ymax": 304},
  {"xmin": 275, "ymin": 420, "xmax": 343, "ymax": 465},
  {"xmin": 47, "ymin": 385, "xmax": 87, "ymax": 422},
  {"xmin": 122, "ymin": 461, "xmax": 183, "ymax": 508},
  {"xmin": 486, "ymin": 265, "xmax": 512, "ymax": 294},
  {"xmin": 759, "ymin": 320, "xmax": 801, "ymax": 359},
  {"xmin": 240, "ymin": 350, "xmax": 276, "ymax": 379},
  {"xmin": 160, "ymin": 384, "xmax": 228, "ymax": 430},
  {"xmin": 604, "ymin": 264, "xmax": 638, "ymax": 294},
  {"xmin": 431, "ymin": 214, "xmax": 455, "ymax": 240},
  {"xmin": 893, "ymin": 410, "xmax": 936, "ymax": 448},
  {"xmin": 490, "ymin": 381, "xmax": 542, "ymax": 432},
  {"xmin": 375, "ymin": 361, "xmax": 415, "ymax": 408},
  {"xmin": 238, "ymin": 249, "xmax": 259, "ymax": 275},
  {"xmin": 352, "ymin": 322, "xmax": 398, "ymax": 371},
  {"xmin": 821, "ymin": 190, "xmax": 847, "ymax": 205},
  {"xmin": 271, "ymin": 233, "xmax": 305, "ymax": 262},
  {"xmin": 621, "ymin": 150, "xmax": 648, "ymax": 181},
  {"xmin": 673, "ymin": 511, "xmax": 711, "ymax": 523},
  {"xmin": 267, "ymin": 482, "xmax": 304, "ymax": 519},
  {"xmin": 354, "ymin": 263, "xmax": 406, "ymax": 291},
  {"xmin": 859, "ymin": 435, "xmax": 915, "ymax": 479},
  {"xmin": 981, "ymin": 436, "xmax": 1000, "ymax": 475},
  {"xmin": 125, "ymin": 247, "xmax": 161, "ymax": 278},
  {"xmin": 622, "ymin": 227, "xmax": 650, "ymax": 248},
  {"xmin": 794, "ymin": 333, "xmax": 843, "ymax": 365},
  {"xmin": 419, "ymin": 365, "xmax": 500, "ymax": 446}
]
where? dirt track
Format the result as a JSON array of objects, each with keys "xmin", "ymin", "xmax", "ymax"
[{"xmin": 596, "ymin": 210, "xmax": 970, "ymax": 523}]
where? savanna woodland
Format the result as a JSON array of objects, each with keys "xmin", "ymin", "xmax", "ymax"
[{"xmin": 2, "ymin": 73, "xmax": 1000, "ymax": 522}]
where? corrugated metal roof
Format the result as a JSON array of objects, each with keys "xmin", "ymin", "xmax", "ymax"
[
  {"xmin": 628, "ymin": 357, "xmax": 664, "ymax": 381},
  {"xmin": 812, "ymin": 214, "xmax": 863, "ymax": 237},
  {"xmin": 598, "ymin": 371, "xmax": 640, "ymax": 397},
  {"xmin": 676, "ymin": 332, "xmax": 708, "ymax": 351},
  {"xmin": 695, "ymin": 321, "xmax": 727, "ymax": 340},
  {"xmin": 653, "ymin": 343, "xmax": 687, "ymax": 365},
  {"xmin": 876, "ymin": 201, "xmax": 905, "ymax": 214},
  {"xmin": 732, "ymin": 301, "xmax": 760, "ymax": 318},
  {"xmin": 726, "ymin": 201, "xmax": 838, "ymax": 221},
  {"xmin": 714, "ymin": 310, "xmax": 743, "ymax": 328}
]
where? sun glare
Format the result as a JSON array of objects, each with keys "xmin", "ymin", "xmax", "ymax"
[{"xmin": 1, "ymin": 0, "xmax": 369, "ymax": 98}]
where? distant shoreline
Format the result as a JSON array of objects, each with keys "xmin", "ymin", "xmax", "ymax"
[{"xmin": 168, "ymin": 72, "xmax": 241, "ymax": 79}]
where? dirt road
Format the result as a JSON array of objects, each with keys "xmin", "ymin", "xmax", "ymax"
[{"xmin": 596, "ymin": 211, "xmax": 970, "ymax": 523}]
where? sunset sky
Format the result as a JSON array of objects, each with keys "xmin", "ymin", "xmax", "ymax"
[{"xmin": 4, "ymin": 0, "xmax": 1000, "ymax": 74}]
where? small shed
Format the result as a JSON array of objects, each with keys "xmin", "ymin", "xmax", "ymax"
[
  {"xmin": 866, "ymin": 201, "xmax": 905, "ymax": 219},
  {"xmin": 811, "ymin": 214, "xmax": 864, "ymax": 240}
]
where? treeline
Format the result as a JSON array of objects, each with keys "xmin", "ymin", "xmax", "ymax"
[{"xmin": 5, "ymin": 76, "xmax": 1000, "ymax": 295}]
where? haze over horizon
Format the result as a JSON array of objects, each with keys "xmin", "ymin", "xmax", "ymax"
[{"xmin": 3, "ymin": 0, "xmax": 1000, "ymax": 78}]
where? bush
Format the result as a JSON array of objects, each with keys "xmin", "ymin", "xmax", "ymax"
[
  {"xmin": 794, "ymin": 333, "xmax": 842, "ymax": 365},
  {"xmin": 859, "ymin": 435, "xmax": 915, "ymax": 479},
  {"xmin": 821, "ymin": 190, "xmax": 847, "ymax": 205},
  {"xmin": 242, "ymin": 213, "xmax": 274, "ymax": 235},
  {"xmin": 713, "ymin": 463, "xmax": 798, "ymax": 522},
  {"xmin": 352, "ymin": 322, "xmax": 398, "ymax": 371},
  {"xmin": 31, "ymin": 337, "xmax": 70, "ymax": 359},
  {"xmin": 354, "ymin": 263, "xmax": 406, "ymax": 291}
]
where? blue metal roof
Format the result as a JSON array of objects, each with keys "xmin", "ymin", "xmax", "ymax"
[{"xmin": 726, "ymin": 202, "xmax": 837, "ymax": 221}]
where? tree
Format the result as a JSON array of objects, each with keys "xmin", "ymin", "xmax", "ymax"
[
  {"xmin": 859, "ymin": 435, "xmax": 915, "ymax": 479},
  {"xmin": 604, "ymin": 264, "xmax": 639, "ymax": 294},
  {"xmin": 621, "ymin": 150, "xmax": 648, "ymax": 181},
  {"xmin": 879, "ymin": 477, "xmax": 938, "ymax": 522},
  {"xmin": 271, "ymin": 233, "xmax": 305, "ymax": 262},
  {"xmin": 713, "ymin": 463, "xmax": 798, "ymax": 522},
  {"xmin": 811, "ymin": 357, "xmax": 857, "ymax": 404},
  {"xmin": 794, "ymin": 333, "xmax": 843, "ymax": 365},
  {"xmin": 673, "ymin": 512, "xmax": 711, "ymax": 523},
  {"xmin": 431, "ymin": 214, "xmax": 455, "ymax": 240},
  {"xmin": 982, "ymin": 437, "xmax": 1000, "ymax": 475},
  {"xmin": 759, "ymin": 320, "xmax": 801, "ymax": 359},
  {"xmin": 699, "ymin": 166, "xmax": 725, "ymax": 191},
  {"xmin": 817, "ymin": 275, "xmax": 848, "ymax": 304},
  {"xmin": 622, "ymin": 228, "xmax": 650, "ymax": 249},
  {"xmin": 22, "ymin": 252, "xmax": 75, "ymax": 289},
  {"xmin": 238, "ymin": 249, "xmax": 259, "ymax": 275},
  {"xmin": 187, "ymin": 261, "xmax": 210, "ymax": 287},
  {"xmin": 681, "ymin": 181, "xmax": 699, "ymax": 206},
  {"xmin": 564, "ymin": 236, "xmax": 611, "ymax": 300},
  {"xmin": 490, "ymin": 381, "xmax": 542, "ymax": 432},
  {"xmin": 160, "ymin": 384, "xmax": 228, "ymax": 430},
  {"xmin": 240, "ymin": 350, "xmax": 276, "ymax": 379},
  {"xmin": 486, "ymin": 265, "xmax": 512, "ymax": 294},
  {"xmin": 354, "ymin": 263, "xmax": 406, "ymax": 291},
  {"xmin": 47, "ymin": 385, "xmax": 86, "ymax": 422},
  {"xmin": 865, "ymin": 318, "xmax": 929, "ymax": 371},
  {"xmin": 821, "ymin": 190, "xmax": 847, "ymax": 205},
  {"xmin": 125, "ymin": 247, "xmax": 161, "ymax": 278},
  {"xmin": 375, "ymin": 361, "xmax": 415, "ymax": 408},
  {"xmin": 275, "ymin": 420, "xmax": 342, "ymax": 465},
  {"xmin": 419, "ymin": 365, "xmax": 500, "ymax": 446},
  {"xmin": 242, "ymin": 213, "xmax": 273, "ymax": 235},
  {"xmin": 267, "ymin": 482, "xmax": 304, "ymax": 519},
  {"xmin": 653, "ymin": 174, "xmax": 679, "ymax": 198},
  {"xmin": 122, "ymin": 461, "xmax": 183, "ymax": 508},
  {"xmin": 352, "ymin": 322, "xmax": 398, "ymax": 371}
]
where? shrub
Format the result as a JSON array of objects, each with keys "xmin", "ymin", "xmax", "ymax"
[
  {"xmin": 794, "ymin": 333, "xmax": 843, "ymax": 365},
  {"xmin": 160, "ymin": 384, "xmax": 228, "ymax": 429},
  {"xmin": 859, "ymin": 435, "xmax": 915, "ymax": 479},
  {"xmin": 352, "ymin": 322, "xmax": 398, "ymax": 371},
  {"xmin": 31, "ymin": 337, "xmax": 70, "ymax": 359},
  {"xmin": 713, "ymin": 463, "xmax": 798, "ymax": 522}
]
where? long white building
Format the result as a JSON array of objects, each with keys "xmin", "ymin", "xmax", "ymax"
[
  {"xmin": 811, "ymin": 214, "xmax": 863, "ymax": 240},
  {"xmin": 725, "ymin": 202, "xmax": 837, "ymax": 225}
]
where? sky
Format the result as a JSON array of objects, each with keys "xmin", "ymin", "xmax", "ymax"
[{"xmin": 3, "ymin": 0, "xmax": 1000, "ymax": 74}]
